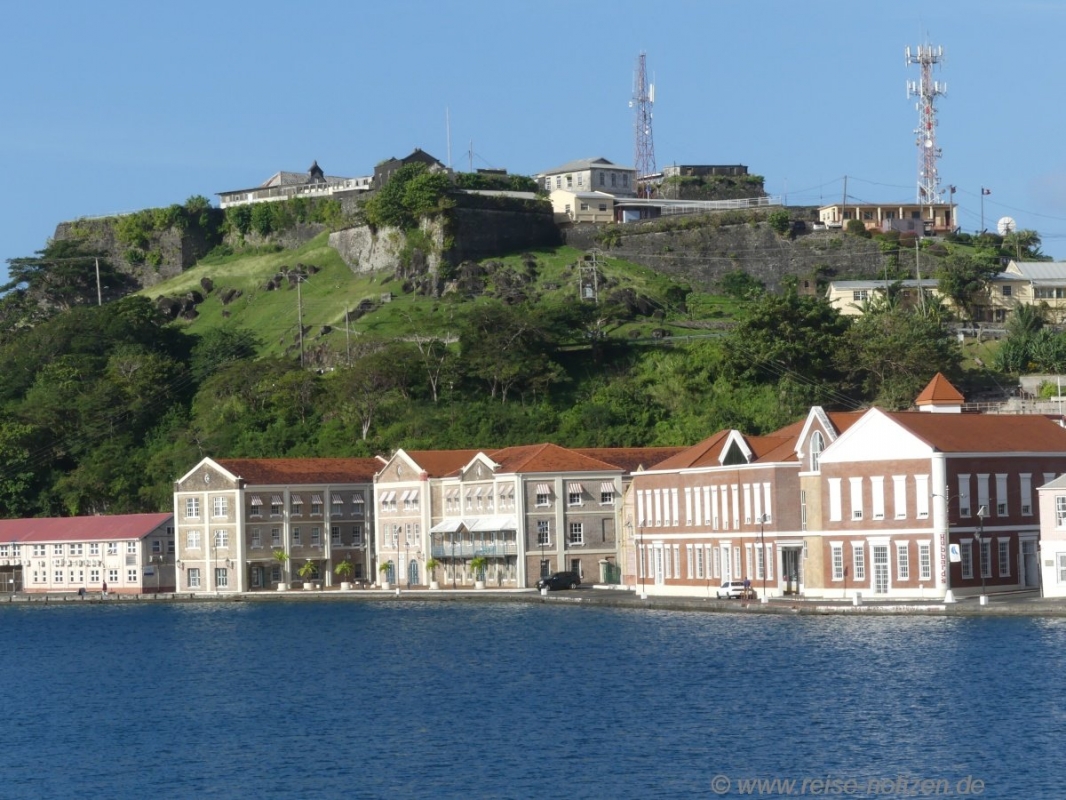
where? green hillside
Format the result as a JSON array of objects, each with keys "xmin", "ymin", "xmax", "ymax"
[{"xmin": 142, "ymin": 234, "xmax": 727, "ymax": 360}]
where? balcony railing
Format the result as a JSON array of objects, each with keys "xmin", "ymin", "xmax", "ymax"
[{"xmin": 431, "ymin": 543, "xmax": 518, "ymax": 559}]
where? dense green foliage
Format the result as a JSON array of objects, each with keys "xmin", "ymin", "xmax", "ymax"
[
  {"xmin": 223, "ymin": 196, "xmax": 347, "ymax": 238},
  {"xmin": 362, "ymin": 163, "xmax": 455, "ymax": 230},
  {"xmin": 452, "ymin": 172, "xmax": 538, "ymax": 193}
]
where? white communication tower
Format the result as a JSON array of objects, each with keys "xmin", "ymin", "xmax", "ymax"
[{"xmin": 906, "ymin": 44, "xmax": 947, "ymax": 205}]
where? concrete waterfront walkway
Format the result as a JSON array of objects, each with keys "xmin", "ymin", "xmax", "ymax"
[{"xmin": 5, "ymin": 584, "xmax": 1066, "ymax": 616}]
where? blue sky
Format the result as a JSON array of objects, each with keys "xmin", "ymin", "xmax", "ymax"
[{"xmin": 3, "ymin": 0, "xmax": 1066, "ymax": 286}]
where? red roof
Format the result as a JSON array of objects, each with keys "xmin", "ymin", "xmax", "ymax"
[
  {"xmin": 402, "ymin": 450, "xmax": 482, "ymax": 478},
  {"xmin": 216, "ymin": 458, "xmax": 382, "ymax": 484},
  {"xmin": 489, "ymin": 443, "xmax": 620, "ymax": 474},
  {"xmin": 915, "ymin": 373, "xmax": 965, "ymax": 406},
  {"xmin": 885, "ymin": 411, "xmax": 1066, "ymax": 453},
  {"xmin": 573, "ymin": 447, "xmax": 688, "ymax": 473},
  {"xmin": 0, "ymin": 513, "xmax": 173, "ymax": 544}
]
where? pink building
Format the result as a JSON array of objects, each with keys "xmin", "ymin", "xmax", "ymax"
[{"xmin": 0, "ymin": 513, "xmax": 174, "ymax": 595}]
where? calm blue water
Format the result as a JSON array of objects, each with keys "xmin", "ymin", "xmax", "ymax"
[{"xmin": 2, "ymin": 601, "xmax": 1064, "ymax": 799}]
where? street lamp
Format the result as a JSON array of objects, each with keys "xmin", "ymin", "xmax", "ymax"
[{"xmin": 975, "ymin": 505, "xmax": 988, "ymax": 605}]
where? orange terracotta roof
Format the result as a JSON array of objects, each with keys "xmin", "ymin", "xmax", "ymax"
[
  {"xmin": 884, "ymin": 412, "xmax": 1066, "ymax": 452},
  {"xmin": 915, "ymin": 373, "xmax": 965, "ymax": 405},
  {"xmin": 216, "ymin": 458, "xmax": 381, "ymax": 485},
  {"xmin": 573, "ymin": 447, "xmax": 688, "ymax": 473},
  {"xmin": 647, "ymin": 431, "xmax": 732, "ymax": 470},
  {"xmin": 0, "ymin": 513, "xmax": 173, "ymax": 544},
  {"xmin": 489, "ymin": 443, "xmax": 621, "ymax": 474},
  {"xmin": 402, "ymin": 450, "xmax": 482, "ymax": 478}
]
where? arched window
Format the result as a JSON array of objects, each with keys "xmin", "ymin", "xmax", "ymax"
[{"xmin": 810, "ymin": 432, "xmax": 825, "ymax": 472}]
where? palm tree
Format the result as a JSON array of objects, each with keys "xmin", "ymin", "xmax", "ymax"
[{"xmin": 272, "ymin": 548, "xmax": 289, "ymax": 589}]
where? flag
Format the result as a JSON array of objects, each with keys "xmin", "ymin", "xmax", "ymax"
[
  {"xmin": 982, "ymin": 188, "xmax": 991, "ymax": 195},
  {"xmin": 949, "ymin": 185, "xmax": 957, "ymax": 194}
]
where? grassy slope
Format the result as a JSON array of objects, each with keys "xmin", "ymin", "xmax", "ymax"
[{"xmin": 139, "ymin": 234, "xmax": 715, "ymax": 357}]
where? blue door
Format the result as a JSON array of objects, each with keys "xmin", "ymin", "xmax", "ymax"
[{"xmin": 408, "ymin": 559, "xmax": 420, "ymax": 587}]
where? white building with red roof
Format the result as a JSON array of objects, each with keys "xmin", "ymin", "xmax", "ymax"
[
  {"xmin": 173, "ymin": 457, "xmax": 381, "ymax": 593},
  {"xmin": 0, "ymin": 513, "xmax": 174, "ymax": 595}
]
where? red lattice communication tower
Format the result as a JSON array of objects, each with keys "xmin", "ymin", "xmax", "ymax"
[
  {"xmin": 632, "ymin": 52, "xmax": 656, "ymax": 198},
  {"xmin": 906, "ymin": 43, "xmax": 947, "ymax": 204}
]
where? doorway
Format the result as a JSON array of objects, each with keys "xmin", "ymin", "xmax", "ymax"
[
  {"xmin": 781, "ymin": 547, "xmax": 802, "ymax": 595},
  {"xmin": 873, "ymin": 545, "xmax": 889, "ymax": 594}
]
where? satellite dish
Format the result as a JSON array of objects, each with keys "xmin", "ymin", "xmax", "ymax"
[{"xmin": 997, "ymin": 216, "xmax": 1016, "ymax": 236}]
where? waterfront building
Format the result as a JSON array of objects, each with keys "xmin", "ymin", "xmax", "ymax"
[
  {"xmin": 374, "ymin": 444, "xmax": 680, "ymax": 589},
  {"xmin": 629, "ymin": 374, "xmax": 1066, "ymax": 601},
  {"xmin": 173, "ymin": 457, "xmax": 381, "ymax": 593},
  {"xmin": 0, "ymin": 513, "xmax": 174, "ymax": 595}
]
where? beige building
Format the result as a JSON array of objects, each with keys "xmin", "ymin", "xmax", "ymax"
[
  {"xmin": 825, "ymin": 279, "xmax": 941, "ymax": 316},
  {"xmin": 173, "ymin": 457, "xmax": 381, "ymax": 593},
  {"xmin": 0, "ymin": 513, "xmax": 175, "ymax": 595},
  {"xmin": 374, "ymin": 444, "xmax": 679, "ymax": 589},
  {"xmin": 818, "ymin": 202, "xmax": 955, "ymax": 235},
  {"xmin": 548, "ymin": 190, "xmax": 616, "ymax": 224},
  {"xmin": 977, "ymin": 260, "xmax": 1066, "ymax": 324},
  {"xmin": 1038, "ymin": 473, "xmax": 1066, "ymax": 598}
]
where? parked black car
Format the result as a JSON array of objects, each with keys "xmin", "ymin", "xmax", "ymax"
[{"xmin": 537, "ymin": 571, "xmax": 581, "ymax": 591}]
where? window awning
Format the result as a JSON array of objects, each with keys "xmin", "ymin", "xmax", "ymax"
[
  {"xmin": 310, "ymin": 494, "xmax": 322, "ymax": 504},
  {"xmin": 290, "ymin": 494, "xmax": 302, "ymax": 504},
  {"xmin": 353, "ymin": 494, "xmax": 364, "ymax": 504},
  {"xmin": 535, "ymin": 483, "xmax": 551, "ymax": 495},
  {"xmin": 381, "ymin": 491, "xmax": 395, "ymax": 503},
  {"xmin": 332, "ymin": 494, "xmax": 343, "ymax": 505},
  {"xmin": 429, "ymin": 518, "xmax": 466, "ymax": 533},
  {"xmin": 250, "ymin": 496, "xmax": 263, "ymax": 506},
  {"xmin": 600, "ymin": 482, "xmax": 615, "ymax": 494},
  {"xmin": 499, "ymin": 484, "xmax": 514, "ymax": 497},
  {"xmin": 567, "ymin": 483, "xmax": 583, "ymax": 494},
  {"xmin": 469, "ymin": 515, "xmax": 518, "ymax": 532},
  {"xmin": 474, "ymin": 487, "xmax": 484, "ymax": 497},
  {"xmin": 271, "ymin": 495, "xmax": 283, "ymax": 505}
]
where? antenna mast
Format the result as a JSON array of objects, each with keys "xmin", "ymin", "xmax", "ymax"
[
  {"xmin": 906, "ymin": 43, "xmax": 946, "ymax": 205},
  {"xmin": 632, "ymin": 51, "xmax": 656, "ymax": 198}
]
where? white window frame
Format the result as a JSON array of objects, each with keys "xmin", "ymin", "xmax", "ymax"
[
  {"xmin": 850, "ymin": 477, "xmax": 863, "ymax": 520},
  {"xmin": 213, "ymin": 530, "xmax": 228, "ymax": 549},
  {"xmin": 188, "ymin": 568, "xmax": 201, "ymax": 589},
  {"xmin": 896, "ymin": 543, "xmax": 910, "ymax": 580},
  {"xmin": 831, "ymin": 543, "xmax": 844, "ymax": 581},
  {"xmin": 919, "ymin": 542, "xmax": 932, "ymax": 581},
  {"xmin": 537, "ymin": 520, "xmax": 550, "ymax": 547},
  {"xmin": 186, "ymin": 530, "xmax": 201, "ymax": 550},
  {"xmin": 568, "ymin": 523, "xmax": 584, "ymax": 546},
  {"xmin": 998, "ymin": 538, "xmax": 1010, "ymax": 578},
  {"xmin": 995, "ymin": 474, "xmax": 1008, "ymax": 517},
  {"xmin": 853, "ymin": 544, "xmax": 865, "ymax": 581},
  {"xmin": 1020, "ymin": 474, "xmax": 1032, "ymax": 516},
  {"xmin": 212, "ymin": 496, "xmax": 227, "ymax": 518},
  {"xmin": 893, "ymin": 475, "xmax": 907, "ymax": 519},
  {"xmin": 958, "ymin": 474, "xmax": 971, "ymax": 517},
  {"xmin": 185, "ymin": 497, "xmax": 200, "ymax": 519}
]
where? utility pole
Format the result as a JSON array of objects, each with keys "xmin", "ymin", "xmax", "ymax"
[{"xmin": 95, "ymin": 257, "xmax": 102, "ymax": 306}]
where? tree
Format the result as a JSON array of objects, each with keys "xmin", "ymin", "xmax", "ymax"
[
  {"xmin": 840, "ymin": 306, "xmax": 961, "ymax": 409},
  {"xmin": 718, "ymin": 270, "xmax": 765, "ymax": 300},
  {"xmin": 935, "ymin": 252, "xmax": 1000, "ymax": 322},
  {"xmin": 458, "ymin": 301, "xmax": 565, "ymax": 403},
  {"xmin": 722, "ymin": 287, "xmax": 851, "ymax": 413}
]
